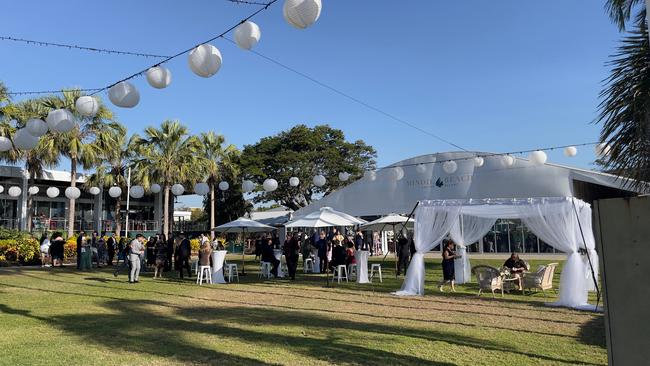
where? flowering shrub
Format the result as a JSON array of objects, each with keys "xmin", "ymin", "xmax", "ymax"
[
  {"xmin": 0, "ymin": 229, "xmax": 40, "ymax": 265},
  {"xmin": 190, "ymin": 239, "xmax": 200, "ymax": 253}
]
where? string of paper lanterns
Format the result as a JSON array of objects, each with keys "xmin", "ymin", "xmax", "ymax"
[{"xmin": 194, "ymin": 182, "xmax": 210, "ymax": 196}]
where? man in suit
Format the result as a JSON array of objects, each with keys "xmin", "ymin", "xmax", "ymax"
[{"xmin": 177, "ymin": 234, "xmax": 192, "ymax": 279}]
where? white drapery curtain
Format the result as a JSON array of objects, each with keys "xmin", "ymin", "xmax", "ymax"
[
  {"xmin": 449, "ymin": 215, "xmax": 497, "ymax": 284},
  {"xmin": 515, "ymin": 199, "xmax": 591, "ymax": 309},
  {"xmin": 393, "ymin": 205, "xmax": 461, "ymax": 296},
  {"xmin": 576, "ymin": 200, "xmax": 599, "ymax": 293}
]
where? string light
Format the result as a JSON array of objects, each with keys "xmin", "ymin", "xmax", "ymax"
[
  {"xmin": 225, "ymin": 0, "xmax": 269, "ymax": 5},
  {"xmin": 0, "ymin": 36, "xmax": 171, "ymax": 58}
]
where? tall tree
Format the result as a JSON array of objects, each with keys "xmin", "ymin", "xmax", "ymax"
[
  {"xmin": 85, "ymin": 124, "xmax": 136, "ymax": 236},
  {"xmin": 198, "ymin": 131, "xmax": 240, "ymax": 238},
  {"xmin": 41, "ymin": 90, "xmax": 118, "ymax": 236},
  {"xmin": 599, "ymin": 1, "xmax": 650, "ymax": 191},
  {"xmin": 240, "ymin": 124, "xmax": 376, "ymax": 210},
  {"xmin": 132, "ymin": 120, "xmax": 202, "ymax": 237}
]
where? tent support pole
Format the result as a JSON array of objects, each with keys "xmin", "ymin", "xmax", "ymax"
[
  {"xmin": 242, "ymin": 228, "xmax": 247, "ymax": 276},
  {"xmin": 571, "ymin": 198, "xmax": 600, "ymax": 311}
]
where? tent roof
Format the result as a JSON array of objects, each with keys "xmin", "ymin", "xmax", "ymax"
[
  {"xmin": 213, "ymin": 218, "xmax": 276, "ymax": 233},
  {"xmin": 294, "ymin": 151, "xmax": 640, "ymax": 217},
  {"xmin": 285, "ymin": 207, "xmax": 366, "ymax": 228},
  {"xmin": 359, "ymin": 214, "xmax": 414, "ymax": 231}
]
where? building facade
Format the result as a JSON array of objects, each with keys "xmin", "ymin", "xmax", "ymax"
[{"xmin": 0, "ymin": 165, "xmax": 161, "ymax": 234}]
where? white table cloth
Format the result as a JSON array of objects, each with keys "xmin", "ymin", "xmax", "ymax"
[
  {"xmin": 211, "ymin": 250, "xmax": 227, "ymax": 284},
  {"xmin": 273, "ymin": 249, "xmax": 285, "ymax": 278},
  {"xmin": 355, "ymin": 250, "xmax": 370, "ymax": 284}
]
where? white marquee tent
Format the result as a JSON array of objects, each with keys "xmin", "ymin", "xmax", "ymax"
[{"xmin": 392, "ymin": 197, "xmax": 598, "ymax": 310}]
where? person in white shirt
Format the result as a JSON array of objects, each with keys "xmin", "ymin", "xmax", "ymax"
[
  {"xmin": 129, "ymin": 234, "xmax": 146, "ymax": 283},
  {"xmin": 39, "ymin": 233, "xmax": 51, "ymax": 267}
]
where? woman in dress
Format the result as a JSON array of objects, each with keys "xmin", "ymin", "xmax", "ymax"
[
  {"xmin": 439, "ymin": 239, "xmax": 459, "ymax": 292},
  {"xmin": 39, "ymin": 233, "xmax": 51, "ymax": 267},
  {"xmin": 49, "ymin": 232, "xmax": 65, "ymax": 267}
]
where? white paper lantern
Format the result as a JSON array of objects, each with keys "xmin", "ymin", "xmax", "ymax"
[
  {"xmin": 502, "ymin": 155, "xmax": 515, "ymax": 168},
  {"xmin": 263, "ymin": 178, "xmax": 278, "ymax": 192},
  {"xmin": 242, "ymin": 180, "xmax": 255, "ymax": 192},
  {"xmin": 390, "ymin": 167, "xmax": 404, "ymax": 181},
  {"xmin": 283, "ymin": 0, "xmax": 322, "ymax": 29},
  {"xmin": 0, "ymin": 137, "xmax": 11, "ymax": 152},
  {"xmin": 13, "ymin": 129, "xmax": 39, "ymax": 150},
  {"xmin": 474, "ymin": 156, "xmax": 485, "ymax": 168},
  {"xmin": 595, "ymin": 143, "xmax": 612, "ymax": 157},
  {"xmin": 218, "ymin": 181, "xmax": 229, "ymax": 191},
  {"xmin": 188, "ymin": 44, "xmax": 222, "ymax": 78},
  {"xmin": 26, "ymin": 118, "xmax": 48, "ymax": 137},
  {"xmin": 88, "ymin": 186, "xmax": 101, "ymax": 195},
  {"xmin": 146, "ymin": 66, "xmax": 172, "ymax": 89},
  {"xmin": 312, "ymin": 174, "xmax": 326, "ymax": 187},
  {"xmin": 75, "ymin": 96, "xmax": 99, "ymax": 117},
  {"xmin": 108, "ymin": 81, "xmax": 140, "ymax": 108},
  {"xmin": 338, "ymin": 172, "xmax": 350, "ymax": 182},
  {"xmin": 28, "ymin": 186, "xmax": 39, "ymax": 195},
  {"xmin": 442, "ymin": 160, "xmax": 458, "ymax": 174},
  {"xmin": 65, "ymin": 187, "xmax": 81, "ymax": 200},
  {"xmin": 171, "ymin": 183, "xmax": 185, "ymax": 196},
  {"xmin": 130, "ymin": 185, "xmax": 145, "ymax": 199},
  {"xmin": 108, "ymin": 186, "xmax": 122, "ymax": 198},
  {"xmin": 46, "ymin": 109, "xmax": 76, "ymax": 133},
  {"xmin": 150, "ymin": 184, "xmax": 161, "ymax": 194},
  {"xmin": 564, "ymin": 146, "xmax": 578, "ymax": 157},
  {"xmin": 416, "ymin": 163, "xmax": 427, "ymax": 173},
  {"xmin": 0, "ymin": 186, "xmax": 3, "ymax": 194},
  {"xmin": 234, "ymin": 21, "xmax": 261, "ymax": 50},
  {"xmin": 364, "ymin": 170, "xmax": 376, "ymax": 181},
  {"xmin": 529, "ymin": 150, "xmax": 547, "ymax": 166},
  {"xmin": 289, "ymin": 177, "xmax": 300, "ymax": 187},
  {"xmin": 8, "ymin": 186, "xmax": 21, "ymax": 197},
  {"xmin": 194, "ymin": 182, "xmax": 209, "ymax": 196},
  {"xmin": 46, "ymin": 187, "xmax": 59, "ymax": 198}
]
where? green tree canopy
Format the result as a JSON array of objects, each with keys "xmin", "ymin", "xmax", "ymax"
[{"xmin": 240, "ymin": 124, "xmax": 376, "ymax": 211}]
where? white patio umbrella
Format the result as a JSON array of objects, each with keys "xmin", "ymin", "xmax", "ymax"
[
  {"xmin": 285, "ymin": 207, "xmax": 366, "ymax": 228},
  {"xmin": 360, "ymin": 213, "xmax": 414, "ymax": 278},
  {"xmin": 214, "ymin": 218, "xmax": 276, "ymax": 275}
]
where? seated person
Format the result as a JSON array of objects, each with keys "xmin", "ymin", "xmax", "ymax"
[
  {"xmin": 345, "ymin": 242, "xmax": 356, "ymax": 266},
  {"xmin": 199, "ymin": 242, "xmax": 212, "ymax": 267},
  {"xmin": 503, "ymin": 253, "xmax": 528, "ymax": 274},
  {"xmin": 260, "ymin": 239, "xmax": 279, "ymax": 277}
]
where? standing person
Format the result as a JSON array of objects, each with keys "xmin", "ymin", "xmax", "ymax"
[
  {"xmin": 90, "ymin": 231, "xmax": 100, "ymax": 267},
  {"xmin": 50, "ymin": 232, "xmax": 65, "ymax": 267},
  {"xmin": 129, "ymin": 234, "xmax": 146, "ymax": 283},
  {"xmin": 439, "ymin": 240, "xmax": 459, "ymax": 292},
  {"xmin": 177, "ymin": 234, "xmax": 192, "ymax": 279},
  {"xmin": 96, "ymin": 234, "xmax": 106, "ymax": 268},
  {"xmin": 116, "ymin": 237, "xmax": 126, "ymax": 265},
  {"xmin": 284, "ymin": 233, "xmax": 300, "ymax": 280},
  {"xmin": 198, "ymin": 241, "xmax": 212, "ymax": 275},
  {"xmin": 354, "ymin": 229, "xmax": 365, "ymax": 251},
  {"xmin": 396, "ymin": 232, "xmax": 410, "ymax": 276},
  {"xmin": 316, "ymin": 231, "xmax": 326, "ymax": 272},
  {"xmin": 106, "ymin": 234, "xmax": 116, "ymax": 266},
  {"xmin": 153, "ymin": 238, "xmax": 167, "ymax": 278},
  {"xmin": 39, "ymin": 233, "xmax": 51, "ymax": 267},
  {"xmin": 164, "ymin": 233, "xmax": 173, "ymax": 272},
  {"xmin": 76, "ymin": 231, "xmax": 85, "ymax": 270}
]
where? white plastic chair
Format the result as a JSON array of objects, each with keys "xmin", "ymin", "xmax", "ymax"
[
  {"xmin": 333, "ymin": 264, "xmax": 348, "ymax": 283},
  {"xmin": 197, "ymin": 265, "xmax": 212, "ymax": 285},
  {"xmin": 225, "ymin": 263, "xmax": 239, "ymax": 283},
  {"xmin": 370, "ymin": 264, "xmax": 383, "ymax": 283},
  {"xmin": 259, "ymin": 261, "xmax": 272, "ymax": 279},
  {"xmin": 304, "ymin": 258, "xmax": 314, "ymax": 273},
  {"xmin": 348, "ymin": 263, "xmax": 357, "ymax": 280}
]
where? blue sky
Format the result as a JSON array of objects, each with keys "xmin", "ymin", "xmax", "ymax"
[{"xmin": 1, "ymin": 1, "xmax": 621, "ymax": 206}]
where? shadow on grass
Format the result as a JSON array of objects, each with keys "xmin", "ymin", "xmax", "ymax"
[
  {"xmin": 0, "ymin": 279, "xmax": 604, "ymax": 366},
  {"xmin": 578, "ymin": 316, "xmax": 606, "ymax": 348}
]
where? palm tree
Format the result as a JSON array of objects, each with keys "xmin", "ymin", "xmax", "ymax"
[
  {"xmin": 10, "ymin": 99, "xmax": 59, "ymax": 231},
  {"xmin": 198, "ymin": 131, "xmax": 240, "ymax": 238},
  {"xmin": 599, "ymin": 1, "xmax": 650, "ymax": 191},
  {"xmin": 132, "ymin": 120, "xmax": 202, "ymax": 237},
  {"xmin": 41, "ymin": 90, "xmax": 119, "ymax": 236},
  {"xmin": 85, "ymin": 124, "xmax": 135, "ymax": 236}
]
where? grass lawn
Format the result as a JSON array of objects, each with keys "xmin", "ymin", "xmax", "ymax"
[{"xmin": 0, "ymin": 256, "xmax": 606, "ymax": 366}]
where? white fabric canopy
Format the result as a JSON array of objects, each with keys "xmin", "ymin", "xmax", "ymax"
[
  {"xmin": 449, "ymin": 215, "xmax": 497, "ymax": 284},
  {"xmin": 213, "ymin": 218, "xmax": 275, "ymax": 233},
  {"xmin": 285, "ymin": 206, "xmax": 366, "ymax": 228},
  {"xmin": 393, "ymin": 197, "xmax": 599, "ymax": 310},
  {"xmin": 359, "ymin": 213, "xmax": 414, "ymax": 231}
]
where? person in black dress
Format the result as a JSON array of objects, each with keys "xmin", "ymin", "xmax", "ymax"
[
  {"xmin": 106, "ymin": 234, "xmax": 116, "ymax": 266},
  {"xmin": 439, "ymin": 239, "xmax": 459, "ymax": 292},
  {"xmin": 396, "ymin": 234, "xmax": 411, "ymax": 276},
  {"xmin": 261, "ymin": 239, "xmax": 279, "ymax": 277},
  {"xmin": 284, "ymin": 234, "xmax": 300, "ymax": 280},
  {"xmin": 176, "ymin": 234, "xmax": 192, "ymax": 279}
]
